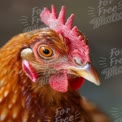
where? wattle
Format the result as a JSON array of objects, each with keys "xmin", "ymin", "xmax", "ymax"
[
  {"xmin": 70, "ymin": 77, "xmax": 85, "ymax": 90},
  {"xmin": 22, "ymin": 60, "xmax": 84, "ymax": 92}
]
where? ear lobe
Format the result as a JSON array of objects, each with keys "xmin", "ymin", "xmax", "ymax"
[{"xmin": 22, "ymin": 60, "xmax": 37, "ymax": 82}]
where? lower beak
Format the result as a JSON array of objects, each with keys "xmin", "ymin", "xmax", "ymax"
[{"xmin": 69, "ymin": 63, "xmax": 100, "ymax": 85}]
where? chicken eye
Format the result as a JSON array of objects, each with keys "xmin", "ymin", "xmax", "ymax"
[{"xmin": 38, "ymin": 45, "xmax": 53, "ymax": 58}]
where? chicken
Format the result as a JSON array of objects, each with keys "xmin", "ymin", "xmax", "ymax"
[{"xmin": 0, "ymin": 5, "xmax": 110, "ymax": 122}]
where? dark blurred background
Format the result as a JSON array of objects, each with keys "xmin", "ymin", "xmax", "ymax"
[{"xmin": 0, "ymin": 0, "xmax": 122, "ymax": 121}]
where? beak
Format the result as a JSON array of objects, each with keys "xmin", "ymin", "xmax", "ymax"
[{"xmin": 69, "ymin": 63, "xmax": 100, "ymax": 85}]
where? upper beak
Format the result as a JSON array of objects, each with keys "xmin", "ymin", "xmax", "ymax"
[{"xmin": 69, "ymin": 63, "xmax": 100, "ymax": 85}]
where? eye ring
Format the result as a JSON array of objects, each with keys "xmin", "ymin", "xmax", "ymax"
[{"xmin": 38, "ymin": 45, "xmax": 54, "ymax": 58}]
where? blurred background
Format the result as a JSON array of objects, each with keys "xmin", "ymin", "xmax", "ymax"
[{"xmin": 0, "ymin": 0, "xmax": 122, "ymax": 121}]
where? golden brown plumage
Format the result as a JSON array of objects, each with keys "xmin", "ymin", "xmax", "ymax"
[
  {"xmin": 0, "ymin": 29, "xmax": 111, "ymax": 122},
  {"xmin": 0, "ymin": 5, "xmax": 111, "ymax": 122}
]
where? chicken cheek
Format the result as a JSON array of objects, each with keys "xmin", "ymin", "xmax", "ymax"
[{"xmin": 22, "ymin": 60, "xmax": 38, "ymax": 82}]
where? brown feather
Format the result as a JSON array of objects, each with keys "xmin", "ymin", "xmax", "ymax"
[{"xmin": 0, "ymin": 29, "xmax": 110, "ymax": 122}]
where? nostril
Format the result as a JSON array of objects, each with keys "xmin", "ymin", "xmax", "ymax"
[{"xmin": 74, "ymin": 57, "xmax": 83, "ymax": 66}]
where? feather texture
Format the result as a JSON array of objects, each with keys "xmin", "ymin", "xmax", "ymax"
[
  {"xmin": 0, "ymin": 5, "xmax": 110, "ymax": 121},
  {"xmin": 0, "ymin": 29, "xmax": 110, "ymax": 122}
]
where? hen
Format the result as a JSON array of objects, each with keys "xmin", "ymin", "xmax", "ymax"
[{"xmin": 0, "ymin": 5, "xmax": 110, "ymax": 122}]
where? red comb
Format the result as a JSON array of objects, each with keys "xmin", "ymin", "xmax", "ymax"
[
  {"xmin": 40, "ymin": 5, "xmax": 84, "ymax": 43},
  {"xmin": 40, "ymin": 5, "xmax": 90, "ymax": 64}
]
